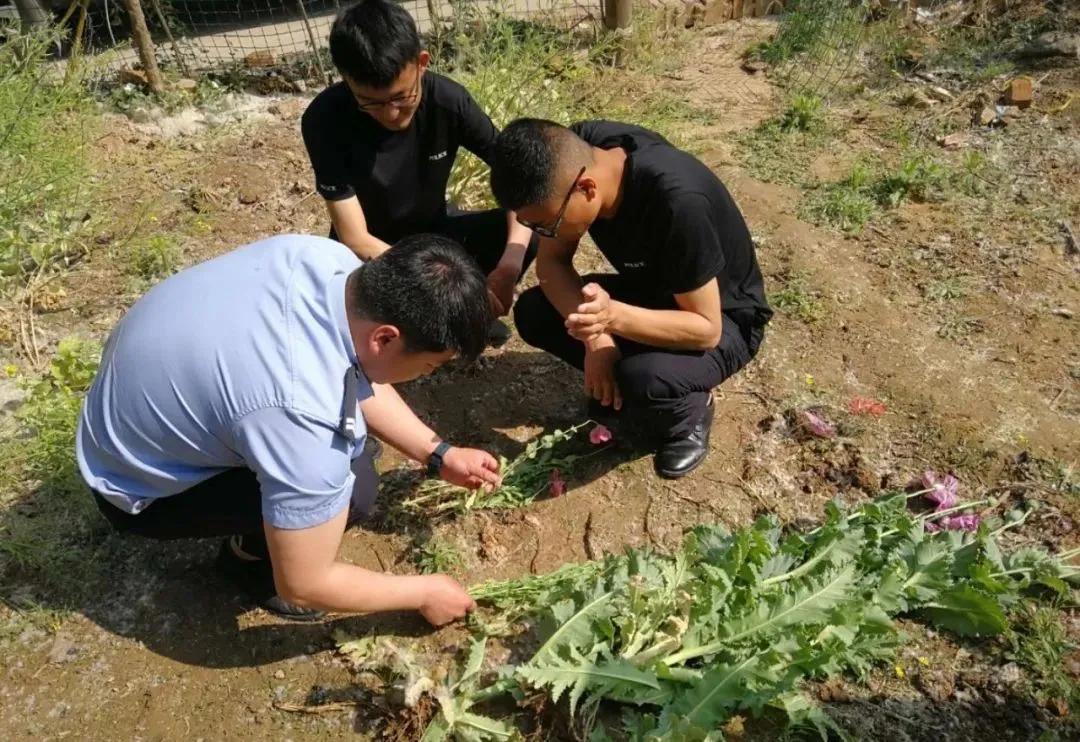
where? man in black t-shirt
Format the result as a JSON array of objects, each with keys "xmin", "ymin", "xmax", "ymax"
[
  {"xmin": 301, "ymin": 0, "xmax": 535, "ymax": 340},
  {"xmin": 490, "ymin": 119, "xmax": 772, "ymax": 479}
]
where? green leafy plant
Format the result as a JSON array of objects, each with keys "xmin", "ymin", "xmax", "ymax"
[
  {"xmin": 801, "ymin": 163, "xmax": 878, "ymax": 233},
  {"xmin": 341, "ymin": 492, "xmax": 1077, "ymax": 739},
  {"xmin": 0, "ymin": 27, "xmax": 99, "ymax": 280},
  {"xmin": 415, "ymin": 538, "xmax": 466, "ymax": 575},
  {"xmin": 398, "ymin": 421, "xmax": 604, "ymax": 516},
  {"xmin": 770, "ymin": 273, "xmax": 825, "ymax": 323},
  {"xmin": 779, "ymin": 94, "xmax": 824, "ymax": 134},
  {"xmin": 125, "ymin": 234, "xmax": 182, "ymax": 281}
]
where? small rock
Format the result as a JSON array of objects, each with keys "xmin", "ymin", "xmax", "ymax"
[
  {"xmin": 174, "ymin": 78, "xmax": 198, "ymax": 93},
  {"xmin": 937, "ymin": 132, "xmax": 971, "ymax": 150},
  {"xmin": 273, "ymin": 669, "xmax": 285, "ymax": 680},
  {"xmin": 244, "ymin": 50, "xmax": 275, "ymax": 68},
  {"xmin": 1003, "ymin": 77, "xmax": 1033, "ymax": 109},
  {"xmin": 129, "ymin": 106, "xmax": 154, "ymax": 124},
  {"xmin": 977, "ymin": 106, "xmax": 998, "ymax": 127},
  {"xmin": 48, "ymin": 636, "xmax": 80, "ymax": 664},
  {"xmin": 238, "ymin": 186, "xmax": 261, "ymax": 205},
  {"xmin": 1017, "ymin": 31, "xmax": 1080, "ymax": 60},
  {"xmin": 999, "ymin": 662, "xmax": 1021, "ymax": 685},
  {"xmin": 1051, "ymin": 307, "xmax": 1074, "ymax": 319},
  {"xmin": 740, "ymin": 58, "xmax": 767, "ymax": 74},
  {"xmin": 290, "ymin": 79, "xmax": 308, "ymax": 94},
  {"xmin": 909, "ymin": 89, "xmax": 936, "ymax": 109}
]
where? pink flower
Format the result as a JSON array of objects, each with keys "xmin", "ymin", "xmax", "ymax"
[
  {"xmin": 941, "ymin": 514, "xmax": 980, "ymax": 532},
  {"xmin": 849, "ymin": 397, "xmax": 887, "ymax": 417},
  {"xmin": 921, "ymin": 470, "xmax": 959, "ymax": 510},
  {"xmin": 549, "ymin": 468, "xmax": 567, "ymax": 498},
  {"xmin": 802, "ymin": 410, "xmax": 836, "ymax": 439},
  {"xmin": 589, "ymin": 424, "xmax": 613, "ymax": 445},
  {"xmin": 925, "ymin": 522, "xmax": 941, "ymax": 533}
]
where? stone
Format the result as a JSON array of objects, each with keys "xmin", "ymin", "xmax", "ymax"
[
  {"xmin": 244, "ymin": 50, "xmax": 275, "ymax": 68},
  {"xmin": 273, "ymin": 669, "xmax": 285, "ymax": 679},
  {"xmin": 48, "ymin": 636, "xmax": 80, "ymax": 664},
  {"xmin": 926, "ymin": 85, "xmax": 953, "ymax": 102},
  {"xmin": 741, "ymin": 58, "xmax": 767, "ymax": 74},
  {"xmin": 1017, "ymin": 31, "xmax": 1080, "ymax": 60},
  {"xmin": 1003, "ymin": 77, "xmax": 1033, "ymax": 109},
  {"xmin": 909, "ymin": 89, "xmax": 936, "ymax": 109},
  {"xmin": 977, "ymin": 106, "xmax": 998, "ymax": 127},
  {"xmin": 238, "ymin": 186, "xmax": 261, "ymax": 205},
  {"xmin": 174, "ymin": 78, "xmax": 198, "ymax": 92},
  {"xmin": 937, "ymin": 132, "xmax": 971, "ymax": 149}
]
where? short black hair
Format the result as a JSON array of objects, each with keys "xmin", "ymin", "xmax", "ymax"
[
  {"xmin": 350, "ymin": 234, "xmax": 491, "ymax": 362},
  {"xmin": 490, "ymin": 118, "xmax": 593, "ymax": 211},
  {"xmin": 329, "ymin": 0, "xmax": 421, "ymax": 88}
]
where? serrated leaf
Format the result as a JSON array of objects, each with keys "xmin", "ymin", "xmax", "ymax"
[
  {"xmin": 920, "ymin": 585, "xmax": 1006, "ymax": 636},
  {"xmin": 420, "ymin": 713, "xmax": 451, "ymax": 742},
  {"xmin": 456, "ymin": 637, "xmax": 487, "ymax": 691},
  {"xmin": 455, "ymin": 711, "xmax": 517, "ymax": 740},
  {"xmin": 666, "ymin": 655, "xmax": 761, "ymax": 728},
  {"xmin": 532, "ymin": 588, "xmax": 615, "ymax": 661},
  {"xmin": 519, "ymin": 649, "xmax": 660, "ymax": 716}
]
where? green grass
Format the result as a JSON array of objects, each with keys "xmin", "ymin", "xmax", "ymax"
[
  {"xmin": 801, "ymin": 163, "xmax": 878, "ymax": 233},
  {"xmin": 924, "ymin": 277, "xmax": 967, "ymax": 303},
  {"xmin": 1007, "ymin": 603, "xmax": 1079, "ymax": 714},
  {"xmin": 737, "ymin": 95, "xmax": 832, "ymax": 185},
  {"xmin": 0, "ymin": 339, "xmax": 111, "ymax": 606},
  {"xmin": 0, "ymin": 26, "xmax": 99, "ymax": 281},
  {"xmin": 124, "ymin": 234, "xmax": 183, "ymax": 282},
  {"xmin": 770, "ymin": 273, "xmax": 825, "ymax": 324},
  {"xmin": 936, "ymin": 314, "xmax": 984, "ymax": 342},
  {"xmin": 414, "ymin": 538, "xmax": 465, "ymax": 575}
]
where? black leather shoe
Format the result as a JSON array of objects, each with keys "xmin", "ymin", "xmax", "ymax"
[
  {"xmin": 215, "ymin": 538, "xmax": 326, "ymax": 622},
  {"xmin": 487, "ymin": 319, "xmax": 512, "ymax": 348},
  {"xmin": 654, "ymin": 397, "xmax": 714, "ymax": 479}
]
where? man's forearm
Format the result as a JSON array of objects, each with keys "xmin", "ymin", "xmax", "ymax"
[
  {"xmin": 537, "ymin": 254, "xmax": 587, "ymax": 320},
  {"xmin": 342, "ymin": 232, "xmax": 393, "ymax": 261},
  {"xmin": 610, "ymin": 303, "xmax": 721, "ymax": 350},
  {"xmin": 283, "ymin": 561, "xmax": 429, "ymax": 613},
  {"xmin": 500, "ymin": 213, "xmax": 532, "ymax": 272},
  {"xmin": 360, "ymin": 383, "xmax": 440, "ymax": 462}
]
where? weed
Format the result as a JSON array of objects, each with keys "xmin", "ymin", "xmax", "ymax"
[
  {"xmin": 1007, "ymin": 603, "xmax": 1079, "ymax": 713},
  {"xmin": 873, "ymin": 153, "xmax": 948, "ymax": 207},
  {"xmin": 778, "ymin": 93, "xmax": 824, "ymax": 133},
  {"xmin": 414, "ymin": 539, "xmax": 465, "ymax": 575},
  {"xmin": 125, "ymin": 235, "xmax": 182, "ymax": 282},
  {"xmin": 0, "ymin": 339, "xmax": 110, "ymax": 603},
  {"xmin": 801, "ymin": 163, "xmax": 878, "ymax": 233},
  {"xmin": 0, "ymin": 27, "xmax": 98, "ymax": 280},
  {"xmin": 771, "ymin": 273, "xmax": 825, "ymax": 323},
  {"xmin": 924, "ymin": 277, "xmax": 967, "ymax": 303},
  {"xmin": 937, "ymin": 314, "xmax": 984, "ymax": 342},
  {"xmin": 749, "ymin": 0, "xmax": 863, "ymax": 67}
]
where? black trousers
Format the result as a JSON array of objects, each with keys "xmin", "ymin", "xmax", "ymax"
[
  {"xmin": 92, "ymin": 447, "xmax": 379, "ymax": 555},
  {"xmin": 331, "ymin": 208, "xmax": 539, "ymax": 279},
  {"xmin": 513, "ymin": 274, "xmax": 765, "ymax": 441}
]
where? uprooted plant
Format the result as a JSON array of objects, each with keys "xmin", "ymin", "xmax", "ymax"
[{"xmin": 339, "ymin": 486, "xmax": 1078, "ymax": 740}]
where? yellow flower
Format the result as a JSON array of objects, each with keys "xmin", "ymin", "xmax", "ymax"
[
  {"xmin": 918, "ymin": 656, "xmax": 930, "ymax": 667},
  {"xmin": 3, "ymin": 364, "xmax": 17, "ymax": 377},
  {"xmin": 805, "ymin": 374, "xmax": 815, "ymax": 386},
  {"xmin": 894, "ymin": 664, "xmax": 906, "ymax": 679}
]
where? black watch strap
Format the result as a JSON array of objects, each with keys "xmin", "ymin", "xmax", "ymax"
[{"xmin": 427, "ymin": 442, "xmax": 452, "ymax": 477}]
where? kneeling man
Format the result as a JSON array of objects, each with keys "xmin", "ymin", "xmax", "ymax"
[
  {"xmin": 78, "ymin": 233, "xmax": 497, "ymax": 623},
  {"xmin": 491, "ymin": 119, "xmax": 771, "ymax": 479}
]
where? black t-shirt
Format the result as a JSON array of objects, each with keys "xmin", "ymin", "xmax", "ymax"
[
  {"xmin": 301, "ymin": 72, "xmax": 497, "ymax": 243},
  {"xmin": 572, "ymin": 120, "xmax": 772, "ymax": 327}
]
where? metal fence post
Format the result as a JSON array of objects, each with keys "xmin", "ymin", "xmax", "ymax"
[{"xmin": 603, "ymin": 0, "xmax": 631, "ymax": 30}]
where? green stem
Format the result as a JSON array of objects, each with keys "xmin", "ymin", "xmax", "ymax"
[{"xmin": 922, "ymin": 498, "xmax": 993, "ymax": 521}]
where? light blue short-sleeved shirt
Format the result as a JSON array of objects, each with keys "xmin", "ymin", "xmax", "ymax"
[{"xmin": 76, "ymin": 234, "xmax": 372, "ymax": 529}]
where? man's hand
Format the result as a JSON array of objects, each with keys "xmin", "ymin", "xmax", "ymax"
[
  {"xmin": 566, "ymin": 283, "xmax": 617, "ymax": 342},
  {"xmin": 441, "ymin": 446, "xmax": 502, "ymax": 490},
  {"xmin": 486, "ymin": 262, "xmax": 518, "ymax": 317},
  {"xmin": 418, "ymin": 574, "xmax": 477, "ymax": 626},
  {"xmin": 584, "ymin": 335, "xmax": 623, "ymax": 410}
]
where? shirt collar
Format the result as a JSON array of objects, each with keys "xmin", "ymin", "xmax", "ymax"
[{"xmin": 329, "ymin": 269, "xmax": 360, "ymax": 367}]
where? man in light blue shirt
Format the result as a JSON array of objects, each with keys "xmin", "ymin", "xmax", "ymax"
[{"xmin": 78, "ymin": 233, "xmax": 500, "ymax": 623}]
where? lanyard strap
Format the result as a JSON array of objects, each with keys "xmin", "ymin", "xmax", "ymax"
[{"xmin": 340, "ymin": 365, "xmax": 360, "ymax": 441}]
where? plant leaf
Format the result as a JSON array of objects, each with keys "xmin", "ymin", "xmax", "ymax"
[{"xmin": 920, "ymin": 585, "xmax": 1006, "ymax": 636}]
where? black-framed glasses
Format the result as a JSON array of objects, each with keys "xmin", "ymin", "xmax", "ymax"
[
  {"xmin": 520, "ymin": 166, "xmax": 586, "ymax": 238},
  {"xmin": 354, "ymin": 66, "xmax": 423, "ymax": 112}
]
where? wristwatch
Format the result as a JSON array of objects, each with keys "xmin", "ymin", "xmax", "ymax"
[{"xmin": 427, "ymin": 442, "xmax": 452, "ymax": 477}]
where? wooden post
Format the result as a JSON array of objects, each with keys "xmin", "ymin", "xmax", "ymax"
[
  {"xmin": 296, "ymin": 0, "xmax": 330, "ymax": 86},
  {"xmin": 121, "ymin": 0, "xmax": 165, "ymax": 93},
  {"xmin": 603, "ymin": 0, "xmax": 631, "ymax": 30},
  {"xmin": 13, "ymin": 0, "xmax": 50, "ymax": 31},
  {"xmin": 148, "ymin": 0, "xmax": 191, "ymax": 79}
]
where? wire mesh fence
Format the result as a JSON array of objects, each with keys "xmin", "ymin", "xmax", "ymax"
[{"xmin": 65, "ymin": 0, "xmax": 607, "ymax": 87}]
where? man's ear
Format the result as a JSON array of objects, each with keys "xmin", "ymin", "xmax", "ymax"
[
  {"xmin": 580, "ymin": 175, "xmax": 599, "ymax": 201},
  {"xmin": 417, "ymin": 50, "xmax": 431, "ymax": 70},
  {"xmin": 369, "ymin": 324, "xmax": 402, "ymax": 353}
]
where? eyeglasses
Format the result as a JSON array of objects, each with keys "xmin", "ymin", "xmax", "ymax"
[
  {"xmin": 354, "ymin": 66, "xmax": 423, "ymax": 112},
  {"xmin": 520, "ymin": 166, "xmax": 586, "ymax": 239}
]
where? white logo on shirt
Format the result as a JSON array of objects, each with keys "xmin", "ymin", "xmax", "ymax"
[
  {"xmin": 623, "ymin": 261, "xmax": 646, "ymax": 268},
  {"xmin": 429, "ymin": 151, "xmax": 448, "ymax": 161}
]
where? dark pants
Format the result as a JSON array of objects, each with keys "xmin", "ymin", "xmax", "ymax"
[
  {"xmin": 513, "ymin": 274, "xmax": 765, "ymax": 441},
  {"xmin": 93, "ymin": 447, "xmax": 379, "ymax": 556},
  {"xmin": 332, "ymin": 208, "xmax": 539, "ymax": 279}
]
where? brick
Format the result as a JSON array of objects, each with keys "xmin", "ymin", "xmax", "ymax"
[{"xmin": 1003, "ymin": 77, "xmax": 1033, "ymax": 109}]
